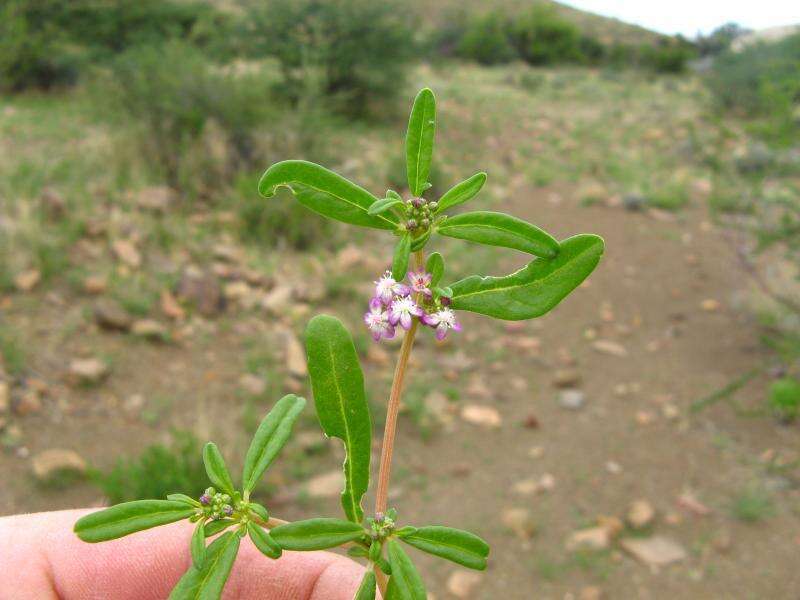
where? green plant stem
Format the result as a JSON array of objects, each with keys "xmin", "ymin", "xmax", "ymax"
[{"xmin": 375, "ymin": 566, "xmax": 389, "ymax": 597}]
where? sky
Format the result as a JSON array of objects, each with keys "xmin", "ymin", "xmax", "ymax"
[{"xmin": 562, "ymin": 1, "xmax": 799, "ymax": 37}]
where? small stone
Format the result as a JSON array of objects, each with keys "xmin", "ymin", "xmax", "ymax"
[
  {"xmin": 177, "ymin": 267, "xmax": 223, "ymax": 316},
  {"xmin": 304, "ymin": 470, "xmax": 342, "ymax": 498},
  {"xmin": 623, "ymin": 194, "xmax": 647, "ymax": 211},
  {"xmin": 597, "ymin": 515, "xmax": 624, "ymax": 538},
  {"xmin": 635, "ymin": 410, "xmax": 656, "ymax": 425},
  {"xmin": 512, "ymin": 478, "xmax": 539, "ymax": 496},
  {"xmin": 135, "ymin": 186, "xmax": 176, "ymax": 213},
  {"xmin": 580, "ymin": 586, "xmax": 604, "ymax": 600},
  {"xmin": 567, "ymin": 527, "xmax": 610, "ymax": 551},
  {"xmin": 31, "ymin": 449, "xmax": 87, "ymax": 484},
  {"xmin": 592, "ymin": 340, "xmax": 628, "ymax": 357},
  {"xmin": 83, "ymin": 276, "xmax": 107, "ymax": 295},
  {"xmin": 112, "ymin": 239, "xmax": 142, "ymax": 268},
  {"xmin": 606, "ymin": 460, "xmax": 622, "ymax": 474},
  {"xmin": 460, "ymin": 404, "xmax": 501, "ymax": 427},
  {"xmin": 528, "ymin": 446, "xmax": 545, "ymax": 459},
  {"xmin": 627, "ymin": 500, "xmax": 656, "ymax": 529},
  {"xmin": 40, "ymin": 188, "xmax": 67, "ymax": 220},
  {"xmin": 282, "ymin": 329, "xmax": 307, "ymax": 378},
  {"xmin": 539, "ymin": 472, "xmax": 556, "ymax": 491},
  {"xmin": 239, "ymin": 374, "xmax": 267, "ymax": 396},
  {"xmin": 558, "ymin": 389, "xmax": 585, "ymax": 410},
  {"xmin": 676, "ymin": 490, "xmax": 711, "ymax": 516},
  {"xmin": 522, "ymin": 413, "xmax": 540, "ymax": 428},
  {"xmin": 14, "ymin": 269, "xmax": 41, "ymax": 292},
  {"xmin": 160, "ymin": 290, "xmax": 186, "ymax": 320},
  {"xmin": 261, "ymin": 285, "xmax": 293, "ymax": 316},
  {"xmin": 447, "ymin": 570, "xmax": 482, "ymax": 598},
  {"xmin": 0, "ymin": 381, "xmax": 9, "ymax": 413},
  {"xmin": 701, "ymin": 299, "xmax": 721, "ymax": 312},
  {"xmin": 131, "ymin": 319, "xmax": 168, "ymax": 340},
  {"xmin": 14, "ymin": 389, "xmax": 42, "ymax": 416},
  {"xmin": 620, "ymin": 536, "xmax": 687, "ymax": 567},
  {"xmin": 123, "ymin": 394, "xmax": 145, "ymax": 416},
  {"xmin": 552, "ymin": 369, "xmax": 581, "ymax": 388},
  {"xmin": 94, "ymin": 300, "xmax": 133, "ymax": 331},
  {"xmin": 501, "ymin": 507, "xmax": 535, "ymax": 539},
  {"xmin": 68, "ymin": 358, "xmax": 109, "ymax": 386}
]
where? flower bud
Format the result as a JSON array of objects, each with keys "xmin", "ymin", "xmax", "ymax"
[
  {"xmin": 223, "ymin": 505, "xmax": 234, "ymax": 516},
  {"xmin": 421, "ymin": 218, "xmax": 430, "ymax": 228},
  {"xmin": 199, "ymin": 494, "xmax": 211, "ymax": 506},
  {"xmin": 406, "ymin": 219, "xmax": 417, "ymax": 230},
  {"xmin": 428, "ymin": 201, "xmax": 438, "ymax": 211}
]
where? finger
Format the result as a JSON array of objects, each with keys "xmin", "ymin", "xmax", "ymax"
[{"xmin": 0, "ymin": 509, "xmax": 367, "ymax": 600}]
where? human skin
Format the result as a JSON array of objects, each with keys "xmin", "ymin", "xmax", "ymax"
[{"xmin": 0, "ymin": 509, "xmax": 367, "ymax": 599}]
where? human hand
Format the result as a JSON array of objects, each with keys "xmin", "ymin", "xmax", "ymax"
[{"xmin": 0, "ymin": 509, "xmax": 368, "ymax": 599}]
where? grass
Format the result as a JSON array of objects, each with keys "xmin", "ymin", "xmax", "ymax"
[
  {"xmin": 0, "ymin": 326, "xmax": 26, "ymax": 377},
  {"xmin": 730, "ymin": 485, "xmax": 775, "ymax": 523}
]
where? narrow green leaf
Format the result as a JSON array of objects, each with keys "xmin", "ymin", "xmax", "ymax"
[
  {"xmin": 386, "ymin": 189, "xmax": 402, "ymax": 201},
  {"xmin": 395, "ymin": 526, "xmax": 418, "ymax": 538},
  {"xmin": 269, "ymin": 518, "xmax": 365, "ymax": 551},
  {"xmin": 405, "ymin": 88, "xmax": 436, "ymax": 197},
  {"xmin": 191, "ymin": 521, "xmax": 206, "ymax": 568},
  {"xmin": 425, "ymin": 253, "xmax": 444, "ymax": 286},
  {"xmin": 450, "ymin": 234, "xmax": 604, "ymax": 320},
  {"xmin": 258, "ymin": 160, "xmax": 398, "ymax": 231},
  {"xmin": 202, "ymin": 443, "xmax": 235, "ymax": 495},
  {"xmin": 169, "ymin": 531, "xmax": 240, "ymax": 600},
  {"xmin": 74, "ymin": 500, "xmax": 195, "ymax": 543},
  {"xmin": 204, "ymin": 519, "xmax": 234, "ymax": 538},
  {"xmin": 248, "ymin": 502, "xmax": 269, "ymax": 522},
  {"xmin": 354, "ymin": 570, "xmax": 377, "ymax": 600},
  {"xmin": 305, "ymin": 315, "xmax": 371, "ymax": 523},
  {"xmin": 436, "ymin": 172, "xmax": 487, "ymax": 214},
  {"xmin": 392, "ymin": 233, "xmax": 412, "ymax": 281},
  {"xmin": 386, "ymin": 540, "xmax": 426, "ymax": 600},
  {"xmin": 400, "ymin": 526, "xmax": 489, "ymax": 570},
  {"xmin": 247, "ymin": 522, "xmax": 282, "ymax": 559},
  {"xmin": 438, "ymin": 211, "xmax": 559, "ymax": 258},
  {"xmin": 369, "ymin": 196, "xmax": 405, "ymax": 216},
  {"xmin": 241, "ymin": 394, "xmax": 306, "ymax": 493},
  {"xmin": 168, "ymin": 493, "xmax": 201, "ymax": 507},
  {"xmin": 348, "ymin": 545, "xmax": 369, "ymax": 558},
  {"xmin": 369, "ymin": 539, "xmax": 382, "ymax": 562},
  {"xmin": 409, "ymin": 229, "xmax": 430, "ymax": 252}
]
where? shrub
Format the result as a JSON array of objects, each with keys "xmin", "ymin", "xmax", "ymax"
[
  {"xmin": 99, "ymin": 42, "xmax": 275, "ymax": 195},
  {"xmin": 456, "ymin": 12, "xmax": 517, "ymax": 65},
  {"xmin": 510, "ymin": 7, "xmax": 584, "ymax": 66},
  {"xmin": 240, "ymin": 0, "xmax": 415, "ymax": 118},
  {"xmin": 91, "ymin": 431, "xmax": 208, "ymax": 504},
  {"xmin": 640, "ymin": 38, "xmax": 696, "ymax": 74},
  {"xmin": 708, "ymin": 34, "xmax": 800, "ymax": 144}
]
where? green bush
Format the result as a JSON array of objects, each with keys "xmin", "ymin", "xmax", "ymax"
[
  {"xmin": 640, "ymin": 38, "xmax": 696, "ymax": 74},
  {"xmin": 769, "ymin": 377, "xmax": 800, "ymax": 422},
  {"xmin": 240, "ymin": 0, "xmax": 415, "ymax": 118},
  {"xmin": 456, "ymin": 12, "xmax": 517, "ymax": 65},
  {"xmin": 91, "ymin": 431, "xmax": 208, "ymax": 504},
  {"xmin": 510, "ymin": 7, "xmax": 584, "ymax": 66},
  {"xmin": 98, "ymin": 41, "xmax": 275, "ymax": 195},
  {"xmin": 708, "ymin": 34, "xmax": 800, "ymax": 144}
]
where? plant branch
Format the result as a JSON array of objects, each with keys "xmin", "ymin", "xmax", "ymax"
[
  {"xmin": 374, "ymin": 565, "xmax": 389, "ymax": 597},
  {"xmin": 374, "ymin": 250, "xmax": 424, "ymax": 515}
]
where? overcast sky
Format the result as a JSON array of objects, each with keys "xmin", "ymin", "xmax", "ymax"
[{"xmin": 562, "ymin": 1, "xmax": 799, "ymax": 36}]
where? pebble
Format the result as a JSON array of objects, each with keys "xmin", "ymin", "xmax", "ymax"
[
  {"xmin": 177, "ymin": 267, "xmax": 224, "ymax": 316},
  {"xmin": 460, "ymin": 404, "xmax": 502, "ymax": 428},
  {"xmin": 446, "ymin": 570, "xmax": 482, "ymax": 598},
  {"xmin": 558, "ymin": 389, "xmax": 585, "ymax": 410},
  {"xmin": 111, "ymin": 239, "xmax": 142, "ymax": 268},
  {"xmin": 592, "ymin": 340, "xmax": 628, "ymax": 357},
  {"xmin": 501, "ymin": 507, "xmax": 536, "ymax": 539},
  {"xmin": 627, "ymin": 500, "xmax": 656, "ymax": 529},
  {"xmin": 701, "ymin": 299, "xmax": 721, "ymax": 312},
  {"xmin": 14, "ymin": 389, "xmax": 42, "ymax": 416},
  {"xmin": 552, "ymin": 369, "xmax": 582, "ymax": 388},
  {"xmin": 131, "ymin": 319, "xmax": 168, "ymax": 340},
  {"xmin": 68, "ymin": 358, "xmax": 110, "ymax": 386},
  {"xmin": 566, "ymin": 526, "xmax": 610, "ymax": 551},
  {"xmin": 31, "ymin": 448, "xmax": 87, "ymax": 484},
  {"xmin": 14, "ymin": 270, "xmax": 41, "ymax": 292},
  {"xmin": 160, "ymin": 290, "xmax": 186, "ymax": 320},
  {"xmin": 83, "ymin": 276, "xmax": 107, "ymax": 295},
  {"xmin": 94, "ymin": 300, "xmax": 133, "ymax": 331},
  {"xmin": 282, "ymin": 329, "xmax": 307, "ymax": 378},
  {"xmin": 580, "ymin": 586, "xmax": 604, "ymax": 600},
  {"xmin": 620, "ymin": 536, "xmax": 687, "ymax": 567}
]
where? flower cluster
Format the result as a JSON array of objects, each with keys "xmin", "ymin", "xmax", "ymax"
[
  {"xmin": 199, "ymin": 487, "xmax": 234, "ymax": 520},
  {"xmin": 405, "ymin": 197, "xmax": 438, "ymax": 232},
  {"xmin": 364, "ymin": 269, "xmax": 462, "ymax": 342}
]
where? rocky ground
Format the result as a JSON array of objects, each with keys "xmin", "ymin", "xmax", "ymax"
[{"xmin": 1, "ymin": 65, "xmax": 798, "ymax": 598}]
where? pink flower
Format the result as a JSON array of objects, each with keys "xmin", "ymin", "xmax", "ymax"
[
  {"xmin": 388, "ymin": 296, "xmax": 423, "ymax": 330},
  {"xmin": 407, "ymin": 269, "xmax": 432, "ymax": 297},
  {"xmin": 374, "ymin": 271, "xmax": 410, "ymax": 305},
  {"xmin": 364, "ymin": 298, "xmax": 395, "ymax": 341},
  {"xmin": 421, "ymin": 308, "xmax": 462, "ymax": 340}
]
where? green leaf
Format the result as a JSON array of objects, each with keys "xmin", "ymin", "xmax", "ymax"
[
  {"xmin": 169, "ymin": 531, "xmax": 240, "ymax": 600},
  {"xmin": 269, "ymin": 518, "xmax": 365, "ymax": 551},
  {"xmin": 168, "ymin": 493, "xmax": 201, "ymax": 507},
  {"xmin": 204, "ymin": 519, "xmax": 234, "ymax": 538},
  {"xmin": 425, "ymin": 253, "xmax": 444, "ymax": 286},
  {"xmin": 392, "ymin": 233, "xmax": 412, "ymax": 281},
  {"xmin": 248, "ymin": 502, "xmax": 269, "ymax": 522},
  {"xmin": 405, "ymin": 88, "xmax": 436, "ymax": 197},
  {"xmin": 241, "ymin": 394, "xmax": 306, "ymax": 494},
  {"xmin": 74, "ymin": 500, "xmax": 195, "ymax": 543},
  {"xmin": 202, "ymin": 443, "xmax": 235, "ymax": 496},
  {"xmin": 434, "ymin": 286, "xmax": 452, "ymax": 299},
  {"xmin": 400, "ymin": 526, "xmax": 489, "ymax": 570},
  {"xmin": 191, "ymin": 521, "xmax": 206, "ymax": 568},
  {"xmin": 305, "ymin": 315, "xmax": 371, "ymax": 523},
  {"xmin": 247, "ymin": 522, "xmax": 282, "ymax": 559},
  {"xmin": 450, "ymin": 234, "xmax": 604, "ymax": 320},
  {"xmin": 436, "ymin": 172, "xmax": 487, "ymax": 214},
  {"xmin": 369, "ymin": 196, "xmax": 405, "ymax": 216},
  {"xmin": 437, "ymin": 211, "xmax": 559, "ymax": 258},
  {"xmin": 409, "ymin": 229, "xmax": 430, "ymax": 252},
  {"xmin": 395, "ymin": 526, "xmax": 418, "ymax": 538},
  {"xmin": 354, "ymin": 570, "xmax": 377, "ymax": 600},
  {"xmin": 386, "ymin": 189, "xmax": 402, "ymax": 200},
  {"xmin": 386, "ymin": 540, "xmax": 426, "ymax": 600},
  {"xmin": 258, "ymin": 160, "xmax": 398, "ymax": 231},
  {"xmin": 348, "ymin": 545, "xmax": 369, "ymax": 558}
]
